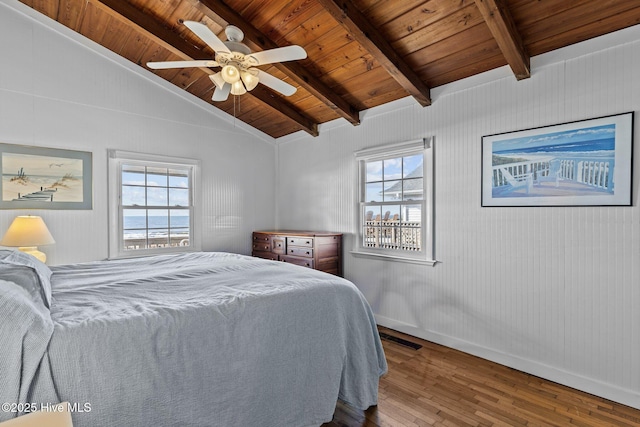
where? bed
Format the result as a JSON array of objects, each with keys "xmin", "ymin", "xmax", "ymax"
[{"xmin": 0, "ymin": 250, "xmax": 387, "ymax": 427}]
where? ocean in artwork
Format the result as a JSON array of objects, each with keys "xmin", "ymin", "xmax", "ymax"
[
  {"xmin": 491, "ymin": 123, "xmax": 617, "ymax": 198},
  {"xmin": 492, "ymin": 124, "xmax": 615, "ymax": 160}
]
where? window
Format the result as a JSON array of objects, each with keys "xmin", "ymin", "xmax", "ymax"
[
  {"xmin": 354, "ymin": 138, "xmax": 434, "ymax": 264},
  {"xmin": 108, "ymin": 150, "xmax": 200, "ymax": 259}
]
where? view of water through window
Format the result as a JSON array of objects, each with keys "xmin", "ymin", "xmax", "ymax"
[{"xmin": 121, "ymin": 164, "xmax": 191, "ymax": 249}]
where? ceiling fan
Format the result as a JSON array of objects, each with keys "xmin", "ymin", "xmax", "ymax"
[{"xmin": 147, "ymin": 21, "xmax": 307, "ymax": 102}]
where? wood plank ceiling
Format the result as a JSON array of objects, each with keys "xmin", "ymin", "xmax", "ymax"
[{"xmin": 19, "ymin": 0, "xmax": 640, "ymax": 139}]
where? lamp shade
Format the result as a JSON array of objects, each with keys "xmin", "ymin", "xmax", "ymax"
[
  {"xmin": 241, "ymin": 70, "xmax": 259, "ymax": 91},
  {"xmin": 221, "ymin": 65, "xmax": 240, "ymax": 84},
  {"xmin": 230, "ymin": 80, "xmax": 247, "ymax": 96},
  {"xmin": 0, "ymin": 215, "xmax": 55, "ymax": 247}
]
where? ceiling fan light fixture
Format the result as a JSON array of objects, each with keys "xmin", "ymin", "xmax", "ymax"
[
  {"xmin": 241, "ymin": 71, "xmax": 259, "ymax": 91},
  {"xmin": 146, "ymin": 22, "xmax": 307, "ymax": 102},
  {"xmin": 221, "ymin": 65, "xmax": 240, "ymax": 84},
  {"xmin": 230, "ymin": 80, "xmax": 247, "ymax": 96}
]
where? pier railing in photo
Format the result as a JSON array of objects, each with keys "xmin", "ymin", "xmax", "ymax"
[
  {"xmin": 492, "ymin": 157, "xmax": 614, "ymax": 192},
  {"xmin": 15, "ymin": 187, "xmax": 57, "ymax": 201}
]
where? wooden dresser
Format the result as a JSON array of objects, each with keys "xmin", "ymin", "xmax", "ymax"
[{"xmin": 252, "ymin": 231, "xmax": 343, "ymax": 277}]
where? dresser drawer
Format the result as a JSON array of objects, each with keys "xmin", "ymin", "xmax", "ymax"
[
  {"xmin": 252, "ymin": 242, "xmax": 271, "ymax": 252},
  {"xmin": 287, "ymin": 246, "xmax": 313, "ymax": 258},
  {"xmin": 253, "ymin": 233, "xmax": 272, "ymax": 243},
  {"xmin": 272, "ymin": 236, "xmax": 286, "ymax": 254},
  {"xmin": 287, "ymin": 237, "xmax": 313, "ymax": 247},
  {"xmin": 280, "ymin": 255, "xmax": 314, "ymax": 269},
  {"xmin": 252, "ymin": 251, "xmax": 278, "ymax": 261}
]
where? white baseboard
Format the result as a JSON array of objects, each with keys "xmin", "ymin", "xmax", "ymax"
[{"xmin": 375, "ymin": 314, "xmax": 640, "ymax": 411}]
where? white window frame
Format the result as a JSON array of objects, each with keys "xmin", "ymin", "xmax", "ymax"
[
  {"xmin": 108, "ymin": 150, "xmax": 201, "ymax": 259},
  {"xmin": 353, "ymin": 137, "xmax": 435, "ymax": 265}
]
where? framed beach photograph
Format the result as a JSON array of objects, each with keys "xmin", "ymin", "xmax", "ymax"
[
  {"xmin": 481, "ymin": 112, "xmax": 634, "ymax": 207},
  {"xmin": 0, "ymin": 143, "xmax": 92, "ymax": 209}
]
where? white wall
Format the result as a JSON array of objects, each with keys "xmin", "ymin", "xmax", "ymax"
[
  {"xmin": 277, "ymin": 27, "xmax": 640, "ymax": 408},
  {"xmin": 0, "ymin": 1, "xmax": 276, "ymax": 265}
]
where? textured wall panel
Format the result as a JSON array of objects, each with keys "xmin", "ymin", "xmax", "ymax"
[{"xmin": 277, "ymin": 29, "xmax": 640, "ymax": 408}]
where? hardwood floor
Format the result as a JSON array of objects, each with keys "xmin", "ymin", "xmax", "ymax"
[{"xmin": 323, "ymin": 327, "xmax": 640, "ymax": 427}]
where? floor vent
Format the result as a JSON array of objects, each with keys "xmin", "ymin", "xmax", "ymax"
[{"xmin": 379, "ymin": 332, "xmax": 422, "ymax": 350}]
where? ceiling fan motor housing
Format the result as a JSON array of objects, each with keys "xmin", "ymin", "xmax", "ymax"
[
  {"xmin": 216, "ymin": 50, "xmax": 255, "ymax": 72},
  {"xmin": 224, "ymin": 25, "xmax": 244, "ymax": 43}
]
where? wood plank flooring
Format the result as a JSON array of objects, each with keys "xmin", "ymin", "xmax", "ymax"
[{"xmin": 323, "ymin": 327, "xmax": 640, "ymax": 427}]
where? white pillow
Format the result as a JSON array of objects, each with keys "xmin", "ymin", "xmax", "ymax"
[{"xmin": 0, "ymin": 250, "xmax": 53, "ymax": 308}]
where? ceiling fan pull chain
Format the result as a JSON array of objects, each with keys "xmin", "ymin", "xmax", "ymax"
[{"xmin": 233, "ymin": 94, "xmax": 242, "ymax": 127}]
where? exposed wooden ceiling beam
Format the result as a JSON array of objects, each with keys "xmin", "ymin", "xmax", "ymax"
[
  {"xmin": 193, "ymin": 0, "xmax": 361, "ymax": 126},
  {"xmin": 474, "ymin": 0, "xmax": 530, "ymax": 80},
  {"xmin": 251, "ymin": 86, "xmax": 319, "ymax": 136},
  {"xmin": 317, "ymin": 0, "xmax": 431, "ymax": 107},
  {"xmin": 92, "ymin": 0, "xmax": 204, "ymax": 61},
  {"xmin": 92, "ymin": 0, "xmax": 319, "ymax": 136}
]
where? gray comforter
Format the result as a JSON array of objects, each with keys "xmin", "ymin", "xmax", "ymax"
[{"xmin": 2, "ymin": 252, "xmax": 386, "ymax": 427}]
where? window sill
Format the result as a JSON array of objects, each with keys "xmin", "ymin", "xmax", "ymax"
[{"xmin": 350, "ymin": 250, "xmax": 437, "ymax": 266}]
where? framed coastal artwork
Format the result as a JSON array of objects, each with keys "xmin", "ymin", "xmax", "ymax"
[
  {"xmin": 0, "ymin": 143, "xmax": 92, "ymax": 209},
  {"xmin": 481, "ymin": 112, "xmax": 633, "ymax": 207}
]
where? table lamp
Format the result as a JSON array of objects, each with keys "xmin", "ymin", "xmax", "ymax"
[{"xmin": 0, "ymin": 215, "xmax": 55, "ymax": 263}]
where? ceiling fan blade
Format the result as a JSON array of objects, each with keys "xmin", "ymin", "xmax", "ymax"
[
  {"xmin": 183, "ymin": 21, "xmax": 230, "ymax": 54},
  {"xmin": 147, "ymin": 60, "xmax": 218, "ymax": 70},
  {"xmin": 247, "ymin": 45, "xmax": 307, "ymax": 66},
  {"xmin": 209, "ymin": 72, "xmax": 226, "ymax": 90},
  {"xmin": 212, "ymin": 83, "xmax": 231, "ymax": 102},
  {"xmin": 256, "ymin": 70, "xmax": 297, "ymax": 96}
]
